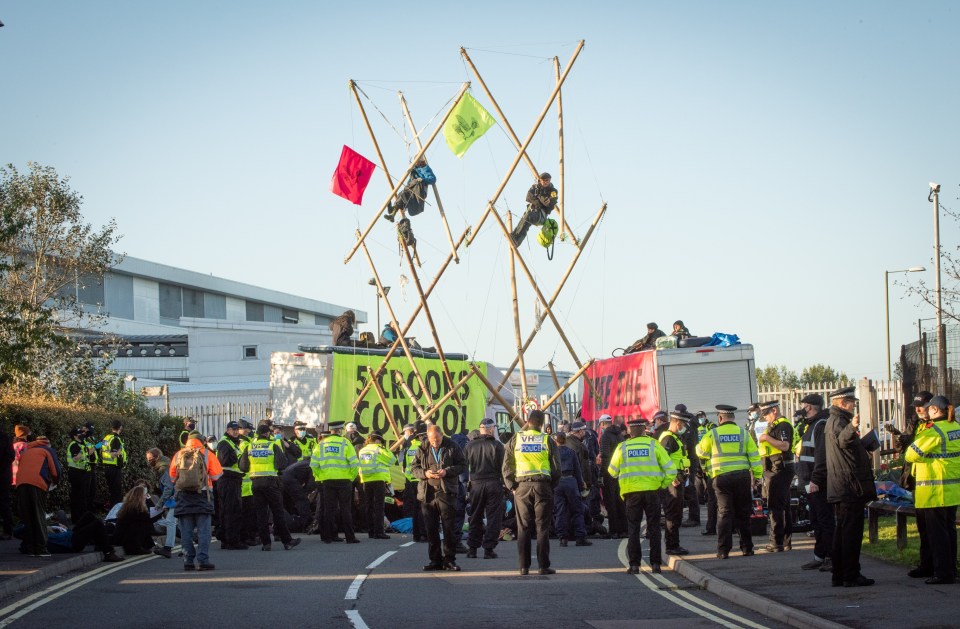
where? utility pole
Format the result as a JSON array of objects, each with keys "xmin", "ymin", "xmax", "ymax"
[{"xmin": 929, "ymin": 183, "xmax": 947, "ymax": 391}]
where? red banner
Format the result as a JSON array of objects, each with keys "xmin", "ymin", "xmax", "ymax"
[
  {"xmin": 330, "ymin": 145, "xmax": 376, "ymax": 205},
  {"xmin": 582, "ymin": 352, "xmax": 659, "ymax": 422}
]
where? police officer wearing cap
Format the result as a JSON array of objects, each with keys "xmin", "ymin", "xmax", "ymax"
[
  {"xmin": 565, "ymin": 421, "xmax": 597, "ymax": 534},
  {"xmin": 464, "ymin": 418, "xmax": 505, "ymax": 558},
  {"xmin": 659, "ymin": 412, "xmax": 691, "ymax": 556},
  {"xmin": 599, "ymin": 415, "xmax": 628, "ymax": 538},
  {"xmin": 100, "ymin": 420, "xmax": 126, "ymax": 506},
  {"xmin": 236, "ymin": 418, "xmax": 258, "ymax": 545},
  {"xmin": 895, "ymin": 390, "xmax": 933, "ymax": 577},
  {"xmin": 904, "ymin": 395, "xmax": 960, "ymax": 584},
  {"xmin": 311, "ymin": 421, "xmax": 360, "ymax": 544},
  {"xmin": 292, "ymin": 421, "xmax": 317, "ymax": 461},
  {"xmin": 824, "ymin": 386, "xmax": 875, "ymax": 587},
  {"xmin": 216, "ymin": 421, "xmax": 248, "ymax": 550},
  {"xmin": 797, "ymin": 393, "xmax": 833, "ymax": 570},
  {"xmin": 179, "ymin": 418, "xmax": 197, "ymax": 448},
  {"xmin": 238, "ymin": 424, "xmax": 301, "ymax": 551},
  {"xmin": 757, "ymin": 400, "xmax": 795, "ymax": 552},
  {"xmin": 608, "ymin": 417, "xmax": 675, "ymax": 574},
  {"xmin": 358, "ymin": 432, "xmax": 395, "ymax": 540},
  {"xmin": 694, "ymin": 411, "xmax": 718, "ymax": 535},
  {"xmin": 65, "ymin": 427, "xmax": 95, "ymax": 524},
  {"xmin": 696, "ymin": 405, "xmax": 762, "ymax": 559},
  {"xmin": 503, "ymin": 409, "xmax": 561, "ymax": 575}
]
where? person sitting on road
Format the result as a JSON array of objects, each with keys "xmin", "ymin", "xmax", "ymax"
[{"xmin": 113, "ymin": 485, "xmax": 162, "ymax": 556}]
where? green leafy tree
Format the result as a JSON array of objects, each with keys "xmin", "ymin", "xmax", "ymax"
[
  {"xmin": 756, "ymin": 365, "xmax": 800, "ymax": 389},
  {"xmin": 800, "ymin": 363, "xmax": 850, "ymax": 386}
]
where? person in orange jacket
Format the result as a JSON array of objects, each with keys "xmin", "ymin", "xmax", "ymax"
[
  {"xmin": 169, "ymin": 432, "xmax": 223, "ymax": 571},
  {"xmin": 15, "ymin": 435, "xmax": 61, "ymax": 557}
]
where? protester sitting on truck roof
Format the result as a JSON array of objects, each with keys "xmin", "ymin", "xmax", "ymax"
[
  {"xmin": 672, "ymin": 320, "xmax": 691, "ymax": 340},
  {"xmin": 624, "ymin": 322, "xmax": 666, "ymax": 354},
  {"xmin": 330, "ymin": 310, "xmax": 356, "ymax": 347}
]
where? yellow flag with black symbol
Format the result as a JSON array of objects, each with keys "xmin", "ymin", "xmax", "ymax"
[{"xmin": 443, "ymin": 93, "xmax": 496, "ymax": 158}]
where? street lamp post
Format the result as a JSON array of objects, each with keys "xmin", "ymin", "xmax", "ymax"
[
  {"xmin": 367, "ymin": 278, "xmax": 390, "ymax": 333},
  {"xmin": 886, "ymin": 266, "xmax": 925, "ymax": 380},
  {"xmin": 929, "ymin": 183, "xmax": 947, "ymax": 391}
]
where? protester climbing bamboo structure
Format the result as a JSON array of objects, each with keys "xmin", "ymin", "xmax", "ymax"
[{"xmin": 341, "ymin": 41, "xmax": 602, "ymax": 430}]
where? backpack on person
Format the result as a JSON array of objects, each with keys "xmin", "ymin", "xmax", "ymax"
[
  {"xmin": 537, "ymin": 218, "xmax": 559, "ymax": 259},
  {"xmin": 174, "ymin": 448, "xmax": 208, "ymax": 492}
]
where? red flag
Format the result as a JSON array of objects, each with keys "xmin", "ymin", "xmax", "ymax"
[{"xmin": 329, "ymin": 145, "xmax": 376, "ymax": 205}]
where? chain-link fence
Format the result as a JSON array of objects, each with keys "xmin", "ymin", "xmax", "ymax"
[{"xmin": 901, "ymin": 323, "xmax": 960, "ymax": 402}]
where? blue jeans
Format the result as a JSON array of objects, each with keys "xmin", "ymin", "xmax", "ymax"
[
  {"xmin": 161, "ymin": 509, "xmax": 178, "ymax": 548},
  {"xmin": 178, "ymin": 513, "xmax": 211, "ymax": 565}
]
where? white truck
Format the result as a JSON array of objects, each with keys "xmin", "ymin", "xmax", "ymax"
[
  {"xmin": 268, "ymin": 346, "xmax": 516, "ymax": 437},
  {"xmin": 582, "ymin": 344, "xmax": 758, "ymax": 423}
]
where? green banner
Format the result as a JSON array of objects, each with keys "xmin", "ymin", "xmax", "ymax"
[
  {"xmin": 329, "ymin": 354, "xmax": 488, "ymax": 439},
  {"xmin": 443, "ymin": 93, "xmax": 496, "ymax": 158}
]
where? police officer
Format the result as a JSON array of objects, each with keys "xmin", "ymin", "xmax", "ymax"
[
  {"xmin": 65, "ymin": 427, "xmax": 95, "ymax": 523},
  {"xmin": 696, "ymin": 405, "xmax": 762, "ymax": 559},
  {"xmin": 311, "ymin": 421, "xmax": 360, "ymax": 544},
  {"xmin": 237, "ymin": 418, "xmax": 257, "ymax": 546},
  {"xmin": 797, "ymin": 393, "xmax": 833, "ymax": 571},
  {"xmin": 608, "ymin": 417, "xmax": 675, "ymax": 574},
  {"xmin": 463, "ymin": 418, "xmax": 505, "ymax": 558},
  {"xmin": 553, "ymin": 432, "xmax": 591, "ymax": 548},
  {"xmin": 216, "ymin": 420, "xmax": 248, "ymax": 550},
  {"xmin": 503, "ymin": 410, "xmax": 560, "ymax": 576},
  {"xmin": 100, "ymin": 420, "xmax": 126, "ymax": 506},
  {"xmin": 898, "ymin": 390, "xmax": 933, "ymax": 578},
  {"xmin": 358, "ymin": 432, "xmax": 395, "ymax": 540},
  {"xmin": 598, "ymin": 415, "xmax": 627, "ymax": 539},
  {"xmin": 694, "ymin": 411, "xmax": 718, "ymax": 536},
  {"xmin": 237, "ymin": 423, "xmax": 301, "ymax": 551},
  {"xmin": 757, "ymin": 400, "xmax": 795, "ymax": 552},
  {"xmin": 659, "ymin": 412, "xmax": 690, "ymax": 556},
  {"xmin": 179, "ymin": 418, "xmax": 197, "ymax": 448},
  {"xmin": 291, "ymin": 421, "xmax": 316, "ymax": 461},
  {"xmin": 565, "ymin": 421, "xmax": 596, "ymax": 535},
  {"xmin": 393, "ymin": 423, "xmax": 426, "ymax": 542},
  {"xmin": 904, "ymin": 395, "xmax": 959, "ymax": 584}
]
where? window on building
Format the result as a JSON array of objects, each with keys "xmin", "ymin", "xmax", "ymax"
[
  {"xmin": 246, "ymin": 301, "xmax": 264, "ymax": 322},
  {"xmin": 204, "ymin": 293, "xmax": 226, "ymax": 319},
  {"xmin": 77, "ymin": 273, "xmax": 105, "ymax": 307},
  {"xmin": 243, "ymin": 345, "xmax": 259, "ymax": 360},
  {"xmin": 182, "ymin": 288, "xmax": 204, "ymax": 318},
  {"xmin": 159, "ymin": 283, "xmax": 182, "ymax": 323},
  {"xmin": 282, "ymin": 308, "xmax": 299, "ymax": 324},
  {"xmin": 104, "ymin": 273, "xmax": 134, "ymax": 320}
]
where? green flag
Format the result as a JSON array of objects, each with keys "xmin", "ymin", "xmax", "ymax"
[{"xmin": 443, "ymin": 93, "xmax": 496, "ymax": 158}]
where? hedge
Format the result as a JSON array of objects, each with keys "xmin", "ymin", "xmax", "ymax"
[{"xmin": 0, "ymin": 393, "xmax": 183, "ymax": 514}]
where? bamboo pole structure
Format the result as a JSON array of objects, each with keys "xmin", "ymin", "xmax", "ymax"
[
  {"xmin": 392, "ymin": 371, "xmax": 428, "ymax": 420},
  {"xmin": 553, "ymin": 57, "xmax": 569, "ymax": 243},
  {"xmin": 461, "ymin": 42, "xmax": 584, "ymax": 247},
  {"xmin": 369, "ymin": 369, "xmax": 402, "ymax": 440},
  {"xmin": 399, "ymin": 242, "xmax": 461, "ymax": 406},
  {"xmin": 547, "ymin": 361, "xmax": 571, "ymax": 423},
  {"xmin": 344, "ymin": 81, "xmax": 470, "ymax": 264},
  {"xmin": 540, "ymin": 359, "xmax": 594, "ymax": 412},
  {"xmin": 469, "ymin": 364, "xmax": 523, "ymax": 428},
  {"xmin": 352, "ymin": 227, "xmax": 469, "ymax": 409},
  {"xmin": 488, "ymin": 206, "xmax": 589, "ymax": 382},
  {"xmin": 350, "ymin": 81, "xmax": 398, "ymax": 196},
  {"xmin": 398, "ymin": 93, "xmax": 460, "ymax": 264},
  {"xmin": 418, "ymin": 370, "xmax": 474, "ymax": 426},
  {"xmin": 506, "ymin": 212, "xmax": 529, "ymax": 404},
  {"xmin": 492, "ymin": 203, "xmax": 607, "ymax": 401},
  {"xmin": 359, "ymin": 234, "xmax": 435, "ymax": 407}
]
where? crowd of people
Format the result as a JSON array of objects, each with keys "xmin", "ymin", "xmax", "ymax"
[{"xmin": 3, "ymin": 389, "xmax": 957, "ymax": 584}]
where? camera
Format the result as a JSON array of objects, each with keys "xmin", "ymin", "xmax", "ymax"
[{"xmin": 930, "ymin": 182, "xmax": 941, "ymax": 193}]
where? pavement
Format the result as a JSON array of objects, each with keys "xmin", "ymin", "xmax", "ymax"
[
  {"xmin": 664, "ymin": 507, "xmax": 960, "ymax": 629},
  {"xmin": 0, "ymin": 537, "xmax": 105, "ymax": 601}
]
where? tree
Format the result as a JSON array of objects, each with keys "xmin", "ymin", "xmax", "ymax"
[
  {"xmin": 756, "ymin": 365, "xmax": 800, "ymax": 389},
  {"xmin": 800, "ymin": 363, "xmax": 850, "ymax": 386},
  {"xmin": 0, "ymin": 162, "xmax": 125, "ymax": 404}
]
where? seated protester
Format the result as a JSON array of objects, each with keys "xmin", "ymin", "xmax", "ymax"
[
  {"xmin": 624, "ymin": 322, "xmax": 667, "ymax": 354},
  {"xmin": 384, "ymin": 159, "xmax": 435, "ymax": 222},
  {"xmin": 510, "ymin": 172, "xmax": 557, "ymax": 247},
  {"xmin": 330, "ymin": 310, "xmax": 356, "ymax": 347},
  {"xmin": 57, "ymin": 513, "xmax": 124, "ymax": 562},
  {"xmin": 380, "ymin": 322, "xmax": 399, "ymax": 345},
  {"xmin": 671, "ymin": 320, "xmax": 692, "ymax": 340},
  {"xmin": 113, "ymin": 485, "xmax": 162, "ymax": 555},
  {"xmin": 146, "ymin": 448, "xmax": 177, "ymax": 559},
  {"xmin": 281, "ymin": 458, "xmax": 318, "ymax": 533}
]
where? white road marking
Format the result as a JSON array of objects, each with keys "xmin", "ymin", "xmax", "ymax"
[
  {"xmin": 366, "ymin": 551, "xmax": 397, "ymax": 570},
  {"xmin": 617, "ymin": 540, "xmax": 765, "ymax": 629},
  {"xmin": 399, "ymin": 541, "xmax": 415, "ymax": 547},
  {"xmin": 0, "ymin": 554, "xmax": 158, "ymax": 627},
  {"xmin": 345, "ymin": 609, "xmax": 370, "ymax": 629},
  {"xmin": 344, "ymin": 574, "xmax": 367, "ymax": 600}
]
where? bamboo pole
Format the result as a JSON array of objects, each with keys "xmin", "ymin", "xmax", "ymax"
[
  {"xmin": 392, "ymin": 371, "xmax": 428, "ymax": 420},
  {"xmin": 553, "ymin": 57, "xmax": 568, "ymax": 244},
  {"xmin": 359, "ymin": 234, "xmax": 435, "ymax": 407},
  {"xmin": 506, "ymin": 212, "xmax": 529, "ymax": 404},
  {"xmin": 419, "ymin": 370, "xmax": 474, "ymax": 425},
  {"xmin": 489, "ymin": 206, "xmax": 588, "ymax": 381},
  {"xmin": 369, "ymin": 369, "xmax": 402, "ymax": 441},
  {"xmin": 461, "ymin": 42, "xmax": 584, "ymax": 247},
  {"xmin": 344, "ymin": 81, "xmax": 470, "ymax": 264},
  {"xmin": 492, "ymin": 203, "xmax": 607, "ymax": 401},
  {"xmin": 540, "ymin": 359, "xmax": 594, "ymax": 411},
  {"xmin": 547, "ymin": 361, "xmax": 571, "ymax": 423},
  {"xmin": 350, "ymin": 81, "xmax": 397, "ymax": 193},
  {"xmin": 352, "ymin": 227, "xmax": 469, "ymax": 409},
  {"xmin": 469, "ymin": 363, "xmax": 523, "ymax": 428},
  {"xmin": 398, "ymin": 93, "xmax": 459, "ymax": 263},
  {"xmin": 399, "ymin": 241, "xmax": 461, "ymax": 406}
]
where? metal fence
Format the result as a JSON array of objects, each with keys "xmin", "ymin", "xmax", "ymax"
[
  {"xmin": 143, "ymin": 391, "xmax": 269, "ymax": 437},
  {"xmin": 901, "ymin": 323, "xmax": 959, "ymax": 402}
]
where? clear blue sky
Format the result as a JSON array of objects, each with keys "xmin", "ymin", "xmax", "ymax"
[{"xmin": 3, "ymin": 1, "xmax": 958, "ymax": 383}]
